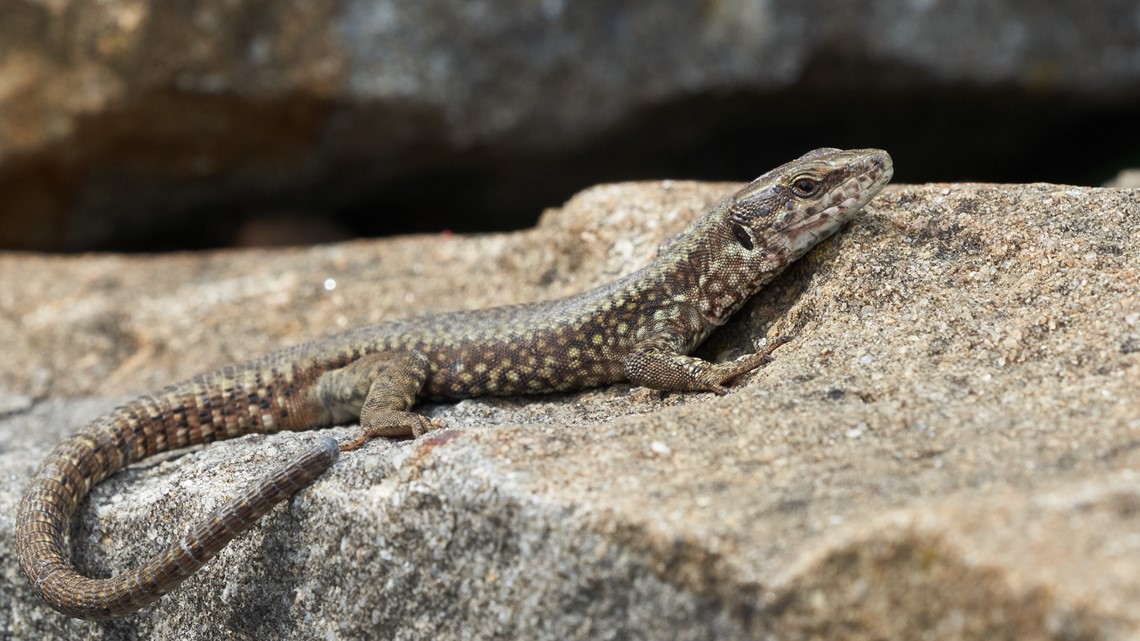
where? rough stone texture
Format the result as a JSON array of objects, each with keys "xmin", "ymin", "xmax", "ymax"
[
  {"xmin": 1, "ymin": 179, "xmax": 1138, "ymax": 639},
  {"xmin": 2, "ymin": 0, "xmax": 1139, "ymax": 250}
]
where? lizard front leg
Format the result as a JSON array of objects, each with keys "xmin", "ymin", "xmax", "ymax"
[
  {"xmin": 314, "ymin": 351, "xmax": 446, "ymax": 451},
  {"xmin": 623, "ymin": 334, "xmax": 789, "ymax": 395}
]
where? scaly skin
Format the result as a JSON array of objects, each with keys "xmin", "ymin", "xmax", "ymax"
[{"xmin": 16, "ymin": 148, "xmax": 893, "ymax": 619}]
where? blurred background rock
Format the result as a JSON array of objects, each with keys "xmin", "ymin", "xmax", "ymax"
[{"xmin": 1, "ymin": 0, "xmax": 1136, "ymax": 251}]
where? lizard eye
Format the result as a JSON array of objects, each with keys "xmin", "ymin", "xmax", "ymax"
[
  {"xmin": 791, "ymin": 176, "xmax": 821, "ymax": 197},
  {"xmin": 730, "ymin": 223, "xmax": 754, "ymax": 250}
]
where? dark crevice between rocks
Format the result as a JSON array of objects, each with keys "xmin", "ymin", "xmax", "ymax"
[{"xmin": 0, "ymin": 85, "xmax": 1137, "ymax": 253}]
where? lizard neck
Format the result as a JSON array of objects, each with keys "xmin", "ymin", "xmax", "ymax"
[{"xmin": 640, "ymin": 209, "xmax": 784, "ymax": 328}]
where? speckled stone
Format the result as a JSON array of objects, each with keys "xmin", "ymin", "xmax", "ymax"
[{"xmin": 1, "ymin": 179, "xmax": 1138, "ymax": 639}]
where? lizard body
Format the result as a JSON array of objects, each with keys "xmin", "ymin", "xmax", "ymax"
[{"xmin": 16, "ymin": 148, "xmax": 893, "ymax": 619}]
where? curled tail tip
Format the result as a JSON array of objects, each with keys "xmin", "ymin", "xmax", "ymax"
[
  {"xmin": 283, "ymin": 436, "xmax": 340, "ymax": 484},
  {"xmin": 318, "ymin": 436, "xmax": 341, "ymax": 463}
]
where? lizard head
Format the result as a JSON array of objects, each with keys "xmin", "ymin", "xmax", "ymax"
[
  {"xmin": 724, "ymin": 147, "xmax": 893, "ymax": 264},
  {"xmin": 675, "ymin": 147, "xmax": 893, "ymax": 323}
]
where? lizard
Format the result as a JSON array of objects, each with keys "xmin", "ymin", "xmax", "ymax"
[{"xmin": 16, "ymin": 147, "xmax": 893, "ymax": 620}]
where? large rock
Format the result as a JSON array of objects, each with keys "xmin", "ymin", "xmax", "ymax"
[
  {"xmin": 1, "ymin": 0, "xmax": 1138, "ymax": 250},
  {"xmin": 1, "ymin": 178, "xmax": 1137, "ymax": 639}
]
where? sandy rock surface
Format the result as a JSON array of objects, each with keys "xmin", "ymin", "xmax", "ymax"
[{"xmin": 1, "ymin": 179, "xmax": 1137, "ymax": 640}]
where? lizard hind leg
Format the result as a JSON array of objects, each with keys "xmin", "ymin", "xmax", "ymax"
[{"xmin": 315, "ymin": 351, "xmax": 444, "ymax": 452}]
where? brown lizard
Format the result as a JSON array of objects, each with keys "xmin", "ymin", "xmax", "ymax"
[{"xmin": 16, "ymin": 147, "xmax": 893, "ymax": 619}]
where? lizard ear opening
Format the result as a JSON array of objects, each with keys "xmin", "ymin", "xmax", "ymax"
[{"xmin": 730, "ymin": 223, "xmax": 754, "ymax": 250}]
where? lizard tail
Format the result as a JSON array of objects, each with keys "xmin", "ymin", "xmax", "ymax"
[{"xmin": 15, "ymin": 408, "xmax": 339, "ymax": 620}]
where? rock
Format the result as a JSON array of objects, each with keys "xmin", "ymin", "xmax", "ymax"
[
  {"xmin": 1, "ymin": 179, "xmax": 1138, "ymax": 639},
  {"xmin": 1, "ymin": 1, "xmax": 1138, "ymax": 250},
  {"xmin": 1105, "ymin": 169, "xmax": 1140, "ymax": 188}
]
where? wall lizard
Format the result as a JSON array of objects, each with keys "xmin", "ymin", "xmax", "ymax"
[{"xmin": 16, "ymin": 147, "xmax": 893, "ymax": 619}]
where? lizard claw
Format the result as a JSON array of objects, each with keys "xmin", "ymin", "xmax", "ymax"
[
  {"xmin": 411, "ymin": 416, "xmax": 448, "ymax": 437},
  {"xmin": 338, "ymin": 433, "xmax": 369, "ymax": 452}
]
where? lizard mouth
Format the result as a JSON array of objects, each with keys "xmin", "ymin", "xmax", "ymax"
[{"xmin": 781, "ymin": 153, "xmax": 893, "ymax": 255}]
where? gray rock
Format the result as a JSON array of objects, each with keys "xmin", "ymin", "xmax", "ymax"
[
  {"xmin": 1, "ymin": 1, "xmax": 1137, "ymax": 249},
  {"xmin": 1, "ymin": 178, "xmax": 1138, "ymax": 639},
  {"xmin": 1105, "ymin": 169, "xmax": 1140, "ymax": 188}
]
